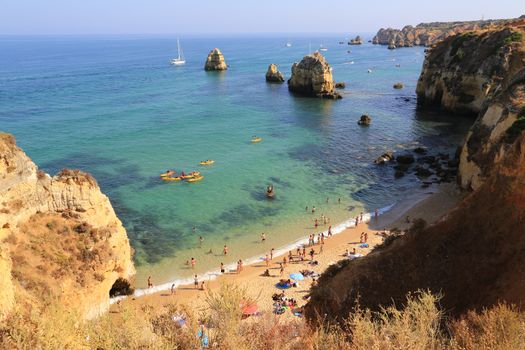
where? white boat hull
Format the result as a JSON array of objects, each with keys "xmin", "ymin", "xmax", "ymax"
[{"xmin": 171, "ymin": 60, "xmax": 186, "ymax": 65}]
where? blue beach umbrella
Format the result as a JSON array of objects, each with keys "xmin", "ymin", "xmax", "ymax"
[{"xmin": 290, "ymin": 273, "xmax": 304, "ymax": 281}]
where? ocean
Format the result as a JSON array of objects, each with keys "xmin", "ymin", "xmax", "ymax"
[{"xmin": 0, "ymin": 34, "xmax": 473, "ymax": 288}]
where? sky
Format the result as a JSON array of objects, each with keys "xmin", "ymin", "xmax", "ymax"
[{"xmin": 1, "ymin": 0, "xmax": 524, "ymax": 35}]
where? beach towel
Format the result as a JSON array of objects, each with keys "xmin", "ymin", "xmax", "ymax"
[{"xmin": 359, "ymin": 243, "xmax": 369, "ymax": 248}]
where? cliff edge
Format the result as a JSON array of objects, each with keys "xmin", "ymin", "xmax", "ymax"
[
  {"xmin": 306, "ymin": 23, "xmax": 525, "ymax": 324},
  {"xmin": 0, "ymin": 133, "xmax": 135, "ymax": 319}
]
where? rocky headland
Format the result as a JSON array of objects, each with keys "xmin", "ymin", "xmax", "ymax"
[
  {"xmin": 265, "ymin": 63, "xmax": 285, "ymax": 83},
  {"xmin": 373, "ymin": 16, "xmax": 524, "ymax": 48},
  {"xmin": 307, "ymin": 22, "xmax": 525, "ymax": 323},
  {"xmin": 287, "ymin": 52, "xmax": 341, "ymax": 99},
  {"xmin": 0, "ymin": 133, "xmax": 135, "ymax": 319},
  {"xmin": 204, "ymin": 48, "xmax": 228, "ymax": 71}
]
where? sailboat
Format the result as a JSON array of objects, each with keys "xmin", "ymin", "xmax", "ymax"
[
  {"xmin": 170, "ymin": 38, "xmax": 185, "ymax": 65},
  {"xmin": 285, "ymin": 41, "xmax": 292, "ymax": 47},
  {"xmin": 319, "ymin": 43, "xmax": 328, "ymax": 52}
]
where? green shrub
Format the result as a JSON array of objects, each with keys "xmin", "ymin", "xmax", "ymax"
[{"xmin": 504, "ymin": 32, "xmax": 523, "ymax": 45}]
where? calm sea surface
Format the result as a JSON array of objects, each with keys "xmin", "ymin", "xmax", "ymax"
[{"xmin": 0, "ymin": 35, "xmax": 473, "ymax": 288}]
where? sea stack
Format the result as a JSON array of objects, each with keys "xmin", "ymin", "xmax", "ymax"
[
  {"xmin": 348, "ymin": 35, "xmax": 363, "ymax": 45},
  {"xmin": 265, "ymin": 64, "xmax": 285, "ymax": 83},
  {"xmin": 288, "ymin": 51, "xmax": 341, "ymax": 99},
  {"xmin": 204, "ymin": 48, "xmax": 228, "ymax": 71}
]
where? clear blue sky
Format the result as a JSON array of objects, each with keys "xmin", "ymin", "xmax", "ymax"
[{"xmin": 1, "ymin": 0, "xmax": 524, "ymax": 35}]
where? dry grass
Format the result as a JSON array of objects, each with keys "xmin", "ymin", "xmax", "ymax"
[{"xmin": 1, "ymin": 289, "xmax": 525, "ymax": 350}]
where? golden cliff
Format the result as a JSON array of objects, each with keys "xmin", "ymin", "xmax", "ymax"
[
  {"xmin": 0, "ymin": 132, "xmax": 135, "ymax": 319},
  {"xmin": 307, "ymin": 23, "xmax": 525, "ymax": 324},
  {"xmin": 416, "ymin": 23, "xmax": 525, "ymax": 190}
]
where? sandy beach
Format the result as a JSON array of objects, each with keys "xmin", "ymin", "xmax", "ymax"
[{"xmin": 112, "ymin": 183, "xmax": 463, "ymax": 319}]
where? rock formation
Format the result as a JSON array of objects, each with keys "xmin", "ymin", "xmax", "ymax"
[
  {"xmin": 288, "ymin": 52, "xmax": 341, "ymax": 99},
  {"xmin": 357, "ymin": 114, "xmax": 371, "ymax": 126},
  {"xmin": 0, "ymin": 133, "xmax": 135, "ymax": 319},
  {"xmin": 372, "ymin": 17, "xmax": 522, "ymax": 48},
  {"xmin": 306, "ymin": 23, "xmax": 525, "ymax": 325},
  {"xmin": 204, "ymin": 48, "xmax": 228, "ymax": 71},
  {"xmin": 265, "ymin": 64, "xmax": 285, "ymax": 83},
  {"xmin": 393, "ymin": 82, "xmax": 404, "ymax": 89},
  {"xmin": 416, "ymin": 25, "xmax": 525, "ymax": 190},
  {"xmin": 348, "ymin": 35, "xmax": 363, "ymax": 45},
  {"xmin": 335, "ymin": 82, "xmax": 346, "ymax": 89}
]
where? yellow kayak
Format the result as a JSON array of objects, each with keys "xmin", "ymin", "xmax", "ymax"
[
  {"xmin": 181, "ymin": 171, "xmax": 200, "ymax": 180},
  {"xmin": 160, "ymin": 171, "xmax": 176, "ymax": 178},
  {"xmin": 162, "ymin": 176, "xmax": 182, "ymax": 182},
  {"xmin": 251, "ymin": 137, "xmax": 263, "ymax": 143},
  {"xmin": 200, "ymin": 160, "xmax": 215, "ymax": 166},
  {"xmin": 187, "ymin": 175, "xmax": 204, "ymax": 183}
]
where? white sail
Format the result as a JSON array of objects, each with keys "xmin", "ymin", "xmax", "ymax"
[{"xmin": 171, "ymin": 38, "xmax": 186, "ymax": 65}]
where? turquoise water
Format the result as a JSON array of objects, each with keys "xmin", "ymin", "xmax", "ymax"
[{"xmin": 0, "ymin": 35, "xmax": 473, "ymax": 287}]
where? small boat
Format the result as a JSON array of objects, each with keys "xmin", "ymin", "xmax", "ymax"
[
  {"xmin": 160, "ymin": 170, "xmax": 176, "ymax": 178},
  {"xmin": 251, "ymin": 136, "xmax": 263, "ymax": 143},
  {"xmin": 285, "ymin": 41, "xmax": 292, "ymax": 47},
  {"xmin": 162, "ymin": 176, "xmax": 182, "ymax": 182},
  {"xmin": 187, "ymin": 175, "xmax": 204, "ymax": 183},
  {"xmin": 181, "ymin": 171, "xmax": 200, "ymax": 180},
  {"xmin": 200, "ymin": 160, "xmax": 215, "ymax": 166},
  {"xmin": 319, "ymin": 44, "xmax": 328, "ymax": 52},
  {"xmin": 170, "ymin": 38, "xmax": 186, "ymax": 65},
  {"xmin": 367, "ymin": 69, "xmax": 372, "ymax": 73}
]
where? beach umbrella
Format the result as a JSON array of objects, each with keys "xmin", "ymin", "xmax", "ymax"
[
  {"xmin": 240, "ymin": 300, "xmax": 258, "ymax": 315},
  {"xmin": 290, "ymin": 273, "xmax": 304, "ymax": 281}
]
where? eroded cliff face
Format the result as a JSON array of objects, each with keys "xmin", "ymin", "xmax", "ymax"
[
  {"xmin": 288, "ymin": 52, "xmax": 341, "ymax": 99},
  {"xmin": 373, "ymin": 17, "xmax": 522, "ymax": 47},
  {"xmin": 0, "ymin": 133, "xmax": 135, "ymax": 319},
  {"xmin": 306, "ymin": 23, "xmax": 525, "ymax": 325},
  {"xmin": 416, "ymin": 25, "xmax": 525, "ymax": 190}
]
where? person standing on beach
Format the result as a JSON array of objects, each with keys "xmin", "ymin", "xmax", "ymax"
[
  {"xmin": 364, "ymin": 232, "xmax": 368, "ymax": 243},
  {"xmin": 283, "ymin": 256, "xmax": 288, "ymax": 267},
  {"xmin": 360, "ymin": 212, "xmax": 363, "ymax": 222},
  {"xmin": 220, "ymin": 262, "xmax": 225, "ymax": 273},
  {"xmin": 279, "ymin": 263, "xmax": 284, "ymax": 276},
  {"xmin": 355, "ymin": 217, "xmax": 359, "ymax": 227},
  {"xmin": 302, "ymin": 246, "xmax": 306, "ymax": 258},
  {"xmin": 223, "ymin": 245, "xmax": 228, "ymax": 255},
  {"xmin": 200, "ymin": 281, "xmax": 206, "ymax": 291},
  {"xmin": 265, "ymin": 254, "xmax": 270, "ymax": 267},
  {"xmin": 191, "ymin": 257, "xmax": 196, "ymax": 269},
  {"xmin": 328, "ymin": 225, "xmax": 332, "ymax": 237},
  {"xmin": 309, "ymin": 248, "xmax": 315, "ymax": 261},
  {"xmin": 147, "ymin": 276, "xmax": 153, "ymax": 289},
  {"xmin": 239, "ymin": 259, "xmax": 244, "ymax": 272},
  {"xmin": 170, "ymin": 284, "xmax": 175, "ymax": 295},
  {"xmin": 270, "ymin": 248, "xmax": 274, "ymax": 260},
  {"xmin": 314, "ymin": 219, "xmax": 319, "ymax": 228},
  {"xmin": 261, "ymin": 232, "xmax": 266, "ymax": 243},
  {"xmin": 194, "ymin": 275, "xmax": 199, "ymax": 289}
]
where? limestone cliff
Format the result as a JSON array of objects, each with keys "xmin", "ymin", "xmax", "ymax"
[
  {"xmin": 373, "ymin": 17, "xmax": 522, "ymax": 47},
  {"xmin": 0, "ymin": 133, "xmax": 135, "ymax": 319},
  {"xmin": 204, "ymin": 48, "xmax": 228, "ymax": 71},
  {"xmin": 306, "ymin": 22, "xmax": 525, "ymax": 325},
  {"xmin": 288, "ymin": 52, "xmax": 341, "ymax": 99},
  {"xmin": 416, "ymin": 25, "xmax": 525, "ymax": 189}
]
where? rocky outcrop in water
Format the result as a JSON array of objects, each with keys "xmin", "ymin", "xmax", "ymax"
[
  {"xmin": 204, "ymin": 48, "xmax": 228, "ymax": 71},
  {"xmin": 416, "ymin": 25, "xmax": 525, "ymax": 190},
  {"xmin": 265, "ymin": 64, "xmax": 285, "ymax": 83},
  {"xmin": 373, "ymin": 17, "xmax": 523, "ymax": 48},
  {"xmin": 358, "ymin": 114, "xmax": 371, "ymax": 126},
  {"xmin": 0, "ymin": 133, "xmax": 135, "ymax": 319},
  {"xmin": 348, "ymin": 35, "xmax": 363, "ymax": 45},
  {"xmin": 288, "ymin": 52, "xmax": 341, "ymax": 99}
]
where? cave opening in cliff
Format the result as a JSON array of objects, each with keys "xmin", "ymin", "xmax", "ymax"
[{"xmin": 109, "ymin": 278, "xmax": 134, "ymax": 297}]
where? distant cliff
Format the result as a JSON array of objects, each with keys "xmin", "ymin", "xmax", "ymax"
[
  {"xmin": 0, "ymin": 133, "xmax": 135, "ymax": 319},
  {"xmin": 373, "ymin": 17, "xmax": 523, "ymax": 48},
  {"xmin": 307, "ymin": 22, "xmax": 525, "ymax": 323}
]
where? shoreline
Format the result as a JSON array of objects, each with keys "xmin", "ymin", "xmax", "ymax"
[{"xmin": 112, "ymin": 183, "xmax": 463, "ymax": 313}]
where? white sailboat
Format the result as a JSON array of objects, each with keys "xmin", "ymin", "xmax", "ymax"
[
  {"xmin": 285, "ymin": 41, "xmax": 292, "ymax": 47},
  {"xmin": 319, "ymin": 43, "xmax": 328, "ymax": 52},
  {"xmin": 170, "ymin": 38, "xmax": 185, "ymax": 65}
]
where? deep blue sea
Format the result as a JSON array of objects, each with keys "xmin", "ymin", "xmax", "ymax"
[{"xmin": 0, "ymin": 35, "xmax": 473, "ymax": 287}]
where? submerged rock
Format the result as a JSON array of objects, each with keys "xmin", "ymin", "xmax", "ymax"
[
  {"xmin": 204, "ymin": 48, "xmax": 228, "ymax": 71},
  {"xmin": 265, "ymin": 64, "xmax": 285, "ymax": 83},
  {"xmin": 375, "ymin": 151, "xmax": 394, "ymax": 165},
  {"xmin": 358, "ymin": 114, "xmax": 371, "ymax": 126},
  {"xmin": 288, "ymin": 52, "xmax": 341, "ymax": 99},
  {"xmin": 396, "ymin": 154, "xmax": 415, "ymax": 164},
  {"xmin": 393, "ymin": 82, "xmax": 404, "ymax": 89}
]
